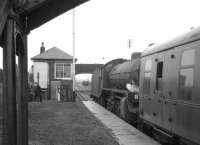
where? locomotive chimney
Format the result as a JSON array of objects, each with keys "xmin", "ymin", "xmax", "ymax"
[
  {"xmin": 148, "ymin": 43, "xmax": 155, "ymax": 47},
  {"xmin": 40, "ymin": 42, "xmax": 45, "ymax": 54},
  {"xmin": 131, "ymin": 52, "xmax": 141, "ymax": 60}
]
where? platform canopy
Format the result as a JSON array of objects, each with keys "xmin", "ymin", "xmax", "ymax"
[
  {"xmin": 0, "ymin": 0, "xmax": 89, "ymax": 46},
  {"xmin": 21, "ymin": 0, "xmax": 89, "ymax": 31}
]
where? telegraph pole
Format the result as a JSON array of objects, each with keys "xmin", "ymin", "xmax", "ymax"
[{"xmin": 128, "ymin": 39, "xmax": 132, "ymax": 49}]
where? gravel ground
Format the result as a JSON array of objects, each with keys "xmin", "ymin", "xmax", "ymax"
[
  {"xmin": 0, "ymin": 83, "xmax": 2, "ymax": 144},
  {"xmin": 29, "ymin": 101, "xmax": 119, "ymax": 145}
]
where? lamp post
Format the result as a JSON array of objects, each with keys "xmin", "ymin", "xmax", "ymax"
[{"xmin": 72, "ymin": 8, "xmax": 76, "ymax": 101}]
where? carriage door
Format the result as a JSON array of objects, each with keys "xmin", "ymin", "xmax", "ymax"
[
  {"xmin": 162, "ymin": 49, "xmax": 178, "ymax": 132},
  {"xmin": 152, "ymin": 54, "xmax": 164, "ymax": 127}
]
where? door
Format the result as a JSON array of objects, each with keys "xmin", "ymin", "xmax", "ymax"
[
  {"xmin": 162, "ymin": 49, "xmax": 177, "ymax": 131},
  {"xmin": 51, "ymin": 81, "xmax": 61, "ymax": 100},
  {"xmin": 139, "ymin": 57, "xmax": 153, "ymax": 122},
  {"xmin": 151, "ymin": 54, "xmax": 164, "ymax": 127},
  {"xmin": 172, "ymin": 42, "xmax": 200, "ymax": 144}
]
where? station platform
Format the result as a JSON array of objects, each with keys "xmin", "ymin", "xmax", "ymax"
[
  {"xmin": 83, "ymin": 101, "xmax": 160, "ymax": 145},
  {"xmin": 0, "ymin": 117, "xmax": 2, "ymax": 144},
  {"xmin": 1, "ymin": 99, "xmax": 160, "ymax": 145}
]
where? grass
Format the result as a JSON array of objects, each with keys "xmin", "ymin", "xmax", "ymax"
[
  {"xmin": 29, "ymin": 101, "xmax": 119, "ymax": 145},
  {"xmin": 0, "ymin": 83, "xmax": 2, "ymax": 144},
  {"xmin": 0, "ymin": 83, "xmax": 2, "ymax": 117}
]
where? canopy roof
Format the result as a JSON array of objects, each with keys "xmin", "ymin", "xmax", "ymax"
[
  {"xmin": 0, "ymin": 0, "xmax": 89, "ymax": 39},
  {"xmin": 21, "ymin": 0, "xmax": 89, "ymax": 31}
]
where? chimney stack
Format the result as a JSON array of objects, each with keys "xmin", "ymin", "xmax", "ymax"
[{"xmin": 40, "ymin": 42, "xmax": 45, "ymax": 53}]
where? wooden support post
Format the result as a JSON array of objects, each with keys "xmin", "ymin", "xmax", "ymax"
[
  {"xmin": 37, "ymin": 72, "xmax": 40, "ymax": 84},
  {"xmin": 2, "ymin": 16, "xmax": 17, "ymax": 145},
  {"xmin": 17, "ymin": 34, "xmax": 28, "ymax": 145}
]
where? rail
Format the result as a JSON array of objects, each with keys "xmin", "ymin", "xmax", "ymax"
[{"xmin": 76, "ymin": 91, "xmax": 91, "ymax": 101}]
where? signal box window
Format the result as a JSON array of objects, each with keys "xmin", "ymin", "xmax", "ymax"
[
  {"xmin": 64, "ymin": 64, "xmax": 71, "ymax": 78},
  {"xmin": 55, "ymin": 63, "xmax": 71, "ymax": 79},
  {"xmin": 143, "ymin": 60, "xmax": 152, "ymax": 94},
  {"xmin": 156, "ymin": 62, "xmax": 163, "ymax": 91},
  {"xmin": 179, "ymin": 49, "xmax": 195, "ymax": 100}
]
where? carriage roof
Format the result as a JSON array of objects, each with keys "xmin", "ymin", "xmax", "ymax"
[{"xmin": 142, "ymin": 27, "xmax": 200, "ymax": 57}]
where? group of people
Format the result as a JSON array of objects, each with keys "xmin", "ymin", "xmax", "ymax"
[{"xmin": 29, "ymin": 83, "xmax": 43, "ymax": 102}]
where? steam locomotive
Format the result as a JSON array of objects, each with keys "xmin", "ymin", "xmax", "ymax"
[{"xmin": 91, "ymin": 28, "xmax": 200, "ymax": 145}]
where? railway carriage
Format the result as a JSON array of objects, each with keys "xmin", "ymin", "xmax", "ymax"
[{"xmin": 140, "ymin": 28, "xmax": 200, "ymax": 145}]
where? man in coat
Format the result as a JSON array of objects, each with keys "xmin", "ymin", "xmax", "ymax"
[{"xmin": 34, "ymin": 83, "xmax": 42, "ymax": 102}]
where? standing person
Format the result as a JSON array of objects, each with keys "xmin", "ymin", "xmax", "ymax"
[
  {"xmin": 34, "ymin": 83, "xmax": 42, "ymax": 102},
  {"xmin": 28, "ymin": 85, "xmax": 34, "ymax": 101},
  {"xmin": 56, "ymin": 86, "xmax": 61, "ymax": 103}
]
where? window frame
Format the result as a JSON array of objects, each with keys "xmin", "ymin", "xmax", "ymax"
[
  {"xmin": 178, "ymin": 48, "xmax": 195, "ymax": 101},
  {"xmin": 55, "ymin": 63, "xmax": 72, "ymax": 79},
  {"xmin": 156, "ymin": 61, "xmax": 163, "ymax": 91},
  {"xmin": 143, "ymin": 59, "xmax": 152, "ymax": 95}
]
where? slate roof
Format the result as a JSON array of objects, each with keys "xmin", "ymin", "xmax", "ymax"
[{"xmin": 31, "ymin": 47, "xmax": 73, "ymax": 61}]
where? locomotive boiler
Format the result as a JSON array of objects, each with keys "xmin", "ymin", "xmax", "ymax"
[
  {"xmin": 109, "ymin": 53, "xmax": 140, "ymax": 89},
  {"xmin": 91, "ymin": 53, "xmax": 141, "ymax": 122}
]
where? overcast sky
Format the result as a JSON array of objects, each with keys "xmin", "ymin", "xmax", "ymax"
[{"xmin": 1, "ymin": 0, "xmax": 200, "ymax": 69}]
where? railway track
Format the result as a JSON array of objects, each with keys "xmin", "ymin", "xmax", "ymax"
[{"xmin": 76, "ymin": 91, "xmax": 92, "ymax": 101}]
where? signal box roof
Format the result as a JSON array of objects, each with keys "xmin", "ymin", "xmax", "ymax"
[
  {"xmin": 142, "ymin": 27, "xmax": 200, "ymax": 57},
  {"xmin": 21, "ymin": 0, "xmax": 89, "ymax": 31},
  {"xmin": 31, "ymin": 47, "xmax": 73, "ymax": 61}
]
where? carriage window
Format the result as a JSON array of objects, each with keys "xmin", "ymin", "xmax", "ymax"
[
  {"xmin": 145, "ymin": 60, "xmax": 152, "ymax": 71},
  {"xmin": 156, "ymin": 62, "xmax": 163, "ymax": 90},
  {"xmin": 143, "ymin": 60, "xmax": 152, "ymax": 94},
  {"xmin": 179, "ymin": 68, "xmax": 194, "ymax": 100},
  {"xmin": 143, "ymin": 72, "xmax": 151, "ymax": 94},
  {"xmin": 181, "ymin": 49, "xmax": 195, "ymax": 66},
  {"xmin": 179, "ymin": 49, "xmax": 195, "ymax": 101}
]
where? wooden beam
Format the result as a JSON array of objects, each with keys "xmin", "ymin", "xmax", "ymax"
[
  {"xmin": 2, "ymin": 16, "xmax": 17, "ymax": 145},
  {"xmin": 17, "ymin": 33, "xmax": 28, "ymax": 145},
  {"xmin": 0, "ymin": 0, "xmax": 9, "ymax": 40}
]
